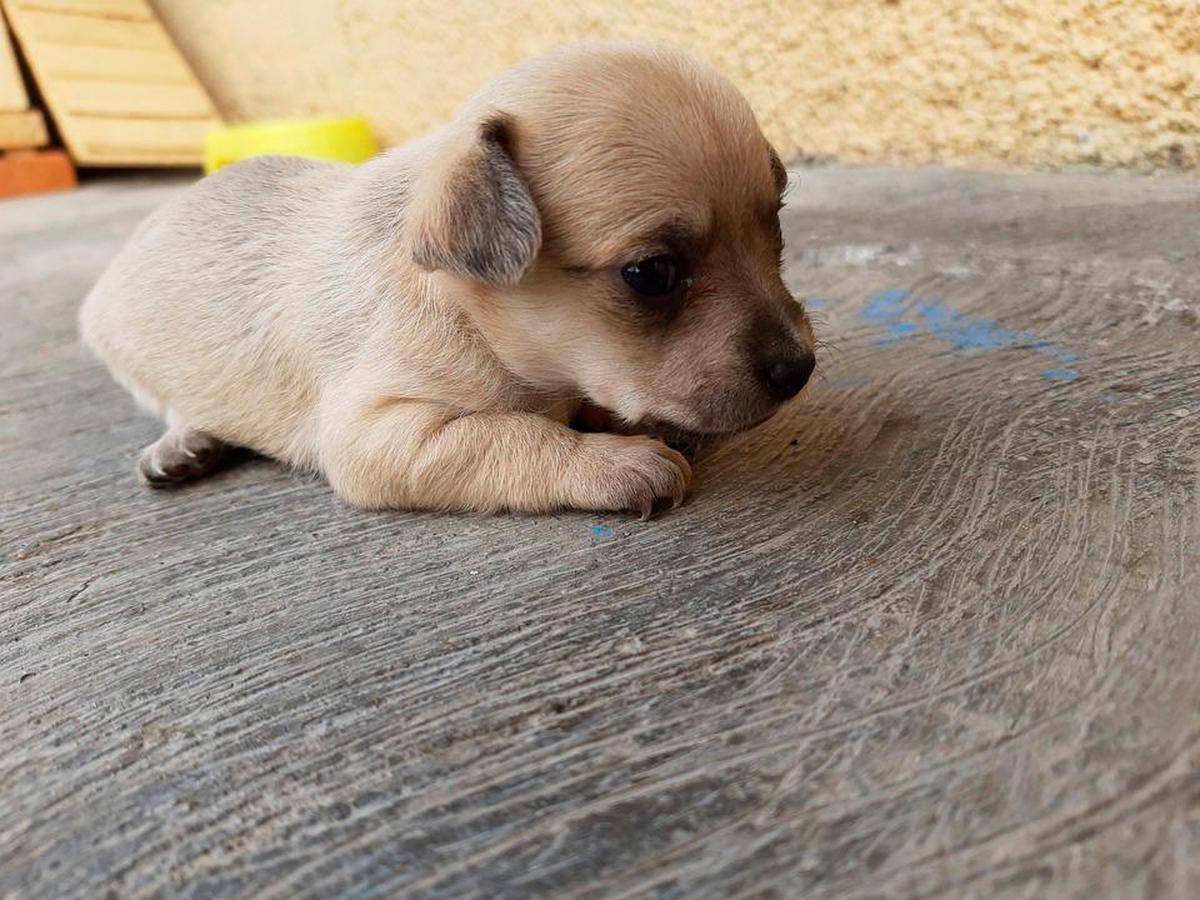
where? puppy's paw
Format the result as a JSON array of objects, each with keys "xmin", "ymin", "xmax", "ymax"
[
  {"xmin": 572, "ymin": 434, "xmax": 692, "ymax": 518},
  {"xmin": 138, "ymin": 427, "xmax": 227, "ymax": 488}
]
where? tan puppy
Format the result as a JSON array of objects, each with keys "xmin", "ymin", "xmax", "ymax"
[{"xmin": 80, "ymin": 43, "xmax": 816, "ymax": 516}]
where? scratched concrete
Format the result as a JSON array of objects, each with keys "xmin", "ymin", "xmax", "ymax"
[{"xmin": 1, "ymin": 167, "xmax": 1198, "ymax": 899}]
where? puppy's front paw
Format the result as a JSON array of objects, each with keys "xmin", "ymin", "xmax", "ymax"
[{"xmin": 572, "ymin": 434, "xmax": 693, "ymax": 518}]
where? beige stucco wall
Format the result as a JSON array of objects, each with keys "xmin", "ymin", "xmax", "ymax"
[{"xmin": 155, "ymin": 0, "xmax": 1200, "ymax": 169}]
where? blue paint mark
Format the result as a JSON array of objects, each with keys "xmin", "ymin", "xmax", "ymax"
[
  {"xmin": 861, "ymin": 289, "xmax": 1081, "ymax": 377},
  {"xmin": 1041, "ymin": 368, "xmax": 1079, "ymax": 382},
  {"xmin": 915, "ymin": 301, "xmax": 1020, "ymax": 351},
  {"xmin": 591, "ymin": 525, "xmax": 614, "ymax": 539},
  {"xmin": 807, "ymin": 297, "xmax": 829, "ymax": 310},
  {"xmin": 1102, "ymin": 391, "xmax": 1121, "ymax": 404},
  {"xmin": 862, "ymin": 288, "xmax": 910, "ymax": 325}
]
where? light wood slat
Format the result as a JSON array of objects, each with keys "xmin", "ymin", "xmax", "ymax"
[
  {"xmin": 0, "ymin": 12, "xmax": 29, "ymax": 111},
  {"xmin": 28, "ymin": 43, "xmax": 191, "ymax": 83},
  {"xmin": 1, "ymin": 0, "xmax": 221, "ymax": 165},
  {"xmin": 0, "ymin": 107, "xmax": 47, "ymax": 146},
  {"xmin": 62, "ymin": 146, "xmax": 203, "ymax": 165},
  {"xmin": 11, "ymin": 0, "xmax": 152, "ymax": 22},
  {"xmin": 55, "ymin": 79, "xmax": 214, "ymax": 118},
  {"xmin": 15, "ymin": 8, "xmax": 167, "ymax": 48},
  {"xmin": 68, "ymin": 113, "xmax": 215, "ymax": 157}
]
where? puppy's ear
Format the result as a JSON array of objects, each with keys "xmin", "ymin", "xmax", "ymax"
[
  {"xmin": 768, "ymin": 147, "xmax": 788, "ymax": 195},
  {"xmin": 409, "ymin": 116, "xmax": 541, "ymax": 286}
]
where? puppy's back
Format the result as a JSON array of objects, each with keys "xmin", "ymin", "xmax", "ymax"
[{"xmin": 80, "ymin": 155, "xmax": 359, "ymax": 460}]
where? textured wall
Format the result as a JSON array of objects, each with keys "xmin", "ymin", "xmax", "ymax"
[{"xmin": 155, "ymin": 0, "xmax": 1200, "ymax": 169}]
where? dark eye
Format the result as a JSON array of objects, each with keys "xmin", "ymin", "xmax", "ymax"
[{"xmin": 621, "ymin": 255, "xmax": 680, "ymax": 297}]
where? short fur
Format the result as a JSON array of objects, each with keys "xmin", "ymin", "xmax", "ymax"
[{"xmin": 80, "ymin": 43, "xmax": 816, "ymax": 515}]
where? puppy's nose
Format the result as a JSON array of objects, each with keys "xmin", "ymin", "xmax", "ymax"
[{"xmin": 763, "ymin": 352, "xmax": 815, "ymax": 400}]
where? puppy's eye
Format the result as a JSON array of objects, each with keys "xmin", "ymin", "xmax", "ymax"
[{"xmin": 621, "ymin": 255, "xmax": 681, "ymax": 297}]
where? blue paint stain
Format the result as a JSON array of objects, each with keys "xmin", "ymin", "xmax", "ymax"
[
  {"xmin": 862, "ymin": 289, "xmax": 1081, "ymax": 377},
  {"xmin": 1102, "ymin": 392, "xmax": 1121, "ymax": 404},
  {"xmin": 915, "ymin": 301, "xmax": 1019, "ymax": 351},
  {"xmin": 1041, "ymin": 368, "xmax": 1079, "ymax": 382},
  {"xmin": 591, "ymin": 525, "xmax": 614, "ymax": 539},
  {"xmin": 862, "ymin": 288, "xmax": 910, "ymax": 325},
  {"xmin": 807, "ymin": 297, "xmax": 829, "ymax": 310}
]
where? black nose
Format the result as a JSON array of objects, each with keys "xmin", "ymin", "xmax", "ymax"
[{"xmin": 764, "ymin": 352, "xmax": 815, "ymax": 400}]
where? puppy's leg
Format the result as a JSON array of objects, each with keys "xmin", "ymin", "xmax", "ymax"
[
  {"xmin": 320, "ymin": 401, "xmax": 691, "ymax": 516},
  {"xmin": 138, "ymin": 426, "xmax": 228, "ymax": 488}
]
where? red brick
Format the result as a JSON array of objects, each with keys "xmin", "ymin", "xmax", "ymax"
[{"xmin": 0, "ymin": 149, "xmax": 77, "ymax": 199}]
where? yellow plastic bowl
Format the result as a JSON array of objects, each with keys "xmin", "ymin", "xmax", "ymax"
[{"xmin": 204, "ymin": 117, "xmax": 378, "ymax": 174}]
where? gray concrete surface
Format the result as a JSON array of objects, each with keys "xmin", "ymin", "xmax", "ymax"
[{"xmin": 1, "ymin": 167, "xmax": 1198, "ymax": 899}]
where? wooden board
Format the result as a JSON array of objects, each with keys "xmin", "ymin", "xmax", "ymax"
[
  {"xmin": 0, "ymin": 106, "xmax": 45, "ymax": 146},
  {"xmin": 0, "ymin": 0, "xmax": 220, "ymax": 166},
  {"xmin": 0, "ymin": 6, "xmax": 29, "ymax": 111},
  {"xmin": 9, "ymin": 0, "xmax": 152, "ymax": 22},
  {"xmin": 1, "ymin": 168, "xmax": 1198, "ymax": 897},
  {"xmin": 8, "ymin": 7, "xmax": 164, "ymax": 47}
]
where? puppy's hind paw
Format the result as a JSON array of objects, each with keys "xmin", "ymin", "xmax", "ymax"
[{"xmin": 138, "ymin": 427, "xmax": 227, "ymax": 488}]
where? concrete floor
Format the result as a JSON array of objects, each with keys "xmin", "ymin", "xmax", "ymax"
[{"xmin": 1, "ymin": 167, "xmax": 1198, "ymax": 899}]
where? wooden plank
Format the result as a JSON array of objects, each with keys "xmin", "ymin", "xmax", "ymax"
[
  {"xmin": 66, "ymin": 114, "xmax": 216, "ymax": 163},
  {"xmin": 10, "ymin": 0, "xmax": 152, "ymax": 21},
  {"xmin": 23, "ymin": 42, "xmax": 191, "ymax": 83},
  {"xmin": 59, "ymin": 147, "xmax": 201, "ymax": 166},
  {"xmin": 14, "ymin": 8, "xmax": 167, "ymax": 48},
  {"xmin": 0, "ymin": 10, "xmax": 29, "ymax": 111},
  {"xmin": 0, "ymin": 106, "xmax": 46, "ymax": 146},
  {"xmin": 1, "ymin": 167, "xmax": 1199, "ymax": 898},
  {"xmin": 1, "ymin": 0, "xmax": 221, "ymax": 165},
  {"xmin": 54, "ymin": 80, "xmax": 215, "ymax": 118}
]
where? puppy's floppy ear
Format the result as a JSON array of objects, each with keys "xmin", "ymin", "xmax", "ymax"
[
  {"xmin": 409, "ymin": 115, "xmax": 541, "ymax": 286},
  {"xmin": 768, "ymin": 147, "xmax": 788, "ymax": 195}
]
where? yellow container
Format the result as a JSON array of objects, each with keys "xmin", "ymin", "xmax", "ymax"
[{"xmin": 204, "ymin": 117, "xmax": 378, "ymax": 174}]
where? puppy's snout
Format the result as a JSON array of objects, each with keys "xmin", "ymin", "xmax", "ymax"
[{"xmin": 762, "ymin": 351, "xmax": 815, "ymax": 400}]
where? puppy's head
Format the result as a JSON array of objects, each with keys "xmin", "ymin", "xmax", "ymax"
[{"xmin": 408, "ymin": 43, "xmax": 816, "ymax": 437}]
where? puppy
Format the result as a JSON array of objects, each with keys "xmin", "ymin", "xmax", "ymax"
[{"xmin": 79, "ymin": 43, "xmax": 816, "ymax": 516}]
